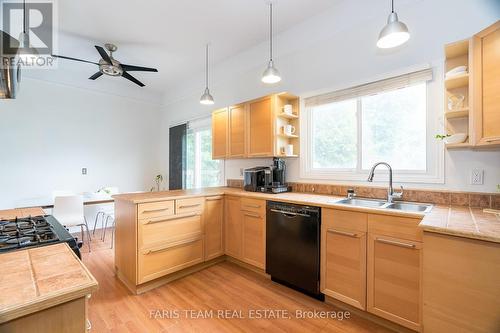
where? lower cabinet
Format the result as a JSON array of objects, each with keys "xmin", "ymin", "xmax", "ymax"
[
  {"xmin": 204, "ymin": 196, "xmax": 224, "ymax": 260},
  {"xmin": 225, "ymin": 196, "xmax": 242, "ymax": 258},
  {"xmin": 321, "ymin": 209, "xmax": 423, "ymax": 332},
  {"xmin": 321, "ymin": 209, "xmax": 367, "ymax": 310},
  {"xmin": 241, "ymin": 198, "xmax": 266, "ymax": 269},
  {"xmin": 224, "ymin": 196, "xmax": 266, "ymax": 269}
]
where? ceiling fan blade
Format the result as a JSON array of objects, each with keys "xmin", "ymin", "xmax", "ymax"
[
  {"xmin": 51, "ymin": 54, "xmax": 99, "ymax": 65},
  {"xmin": 120, "ymin": 64, "xmax": 158, "ymax": 72},
  {"xmin": 89, "ymin": 72, "xmax": 103, "ymax": 80},
  {"xmin": 95, "ymin": 45, "xmax": 112, "ymax": 64},
  {"xmin": 122, "ymin": 71, "xmax": 145, "ymax": 87}
]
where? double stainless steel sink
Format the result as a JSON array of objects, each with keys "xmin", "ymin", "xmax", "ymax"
[{"xmin": 333, "ymin": 198, "xmax": 433, "ymax": 213}]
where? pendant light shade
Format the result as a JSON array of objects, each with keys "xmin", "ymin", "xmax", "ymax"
[
  {"xmin": 377, "ymin": 0, "xmax": 410, "ymax": 49},
  {"xmin": 200, "ymin": 44, "xmax": 214, "ymax": 105},
  {"xmin": 261, "ymin": 2, "xmax": 281, "ymax": 84}
]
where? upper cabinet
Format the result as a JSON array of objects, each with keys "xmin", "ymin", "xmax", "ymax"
[
  {"xmin": 472, "ymin": 21, "xmax": 500, "ymax": 147},
  {"xmin": 444, "ymin": 21, "xmax": 500, "ymax": 149},
  {"xmin": 212, "ymin": 108, "xmax": 228, "ymax": 159},
  {"xmin": 211, "ymin": 92, "xmax": 300, "ymax": 159},
  {"xmin": 228, "ymin": 104, "xmax": 247, "ymax": 158}
]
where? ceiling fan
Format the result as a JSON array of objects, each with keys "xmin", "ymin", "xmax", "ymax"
[{"xmin": 52, "ymin": 43, "xmax": 158, "ymax": 87}]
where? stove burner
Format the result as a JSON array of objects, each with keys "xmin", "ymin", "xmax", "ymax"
[{"xmin": 0, "ymin": 215, "xmax": 58, "ymax": 250}]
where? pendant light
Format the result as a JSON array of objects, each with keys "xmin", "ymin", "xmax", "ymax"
[
  {"xmin": 377, "ymin": 0, "xmax": 410, "ymax": 49},
  {"xmin": 261, "ymin": 2, "xmax": 281, "ymax": 84},
  {"xmin": 18, "ymin": 0, "xmax": 39, "ymax": 63},
  {"xmin": 200, "ymin": 43, "xmax": 214, "ymax": 105}
]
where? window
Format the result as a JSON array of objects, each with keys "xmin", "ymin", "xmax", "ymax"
[
  {"xmin": 185, "ymin": 118, "xmax": 224, "ymax": 189},
  {"xmin": 303, "ymin": 68, "xmax": 443, "ymax": 183}
]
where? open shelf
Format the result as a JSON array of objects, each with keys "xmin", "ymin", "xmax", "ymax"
[
  {"xmin": 445, "ymin": 73, "xmax": 469, "ymax": 89},
  {"xmin": 277, "ymin": 112, "xmax": 299, "ymax": 120},
  {"xmin": 277, "ymin": 133, "xmax": 299, "ymax": 139},
  {"xmin": 445, "ymin": 108, "xmax": 469, "ymax": 119},
  {"xmin": 445, "ymin": 142, "xmax": 471, "ymax": 149}
]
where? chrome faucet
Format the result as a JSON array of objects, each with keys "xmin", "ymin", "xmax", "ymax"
[{"xmin": 367, "ymin": 162, "xmax": 403, "ymax": 203}]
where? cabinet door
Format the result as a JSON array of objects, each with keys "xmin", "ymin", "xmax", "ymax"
[
  {"xmin": 224, "ymin": 196, "xmax": 242, "ymax": 258},
  {"xmin": 321, "ymin": 209, "xmax": 367, "ymax": 310},
  {"xmin": 248, "ymin": 97, "xmax": 274, "ymax": 157},
  {"xmin": 204, "ymin": 196, "xmax": 224, "ymax": 261},
  {"xmin": 212, "ymin": 108, "xmax": 228, "ymax": 159},
  {"xmin": 228, "ymin": 104, "xmax": 246, "ymax": 158},
  {"xmin": 367, "ymin": 234, "xmax": 422, "ymax": 331},
  {"xmin": 473, "ymin": 21, "xmax": 500, "ymax": 146},
  {"xmin": 241, "ymin": 210, "xmax": 265, "ymax": 269},
  {"xmin": 322, "ymin": 228, "xmax": 366, "ymax": 310}
]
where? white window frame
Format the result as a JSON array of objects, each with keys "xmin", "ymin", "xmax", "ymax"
[
  {"xmin": 300, "ymin": 65, "xmax": 444, "ymax": 184},
  {"xmin": 186, "ymin": 117, "xmax": 225, "ymax": 189}
]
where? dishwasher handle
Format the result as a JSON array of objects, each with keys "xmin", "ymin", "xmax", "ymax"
[{"xmin": 269, "ymin": 208, "xmax": 311, "ymax": 218}]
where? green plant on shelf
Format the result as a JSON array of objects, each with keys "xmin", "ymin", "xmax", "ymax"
[
  {"xmin": 150, "ymin": 174, "xmax": 164, "ymax": 192},
  {"xmin": 435, "ymin": 134, "xmax": 451, "ymax": 140}
]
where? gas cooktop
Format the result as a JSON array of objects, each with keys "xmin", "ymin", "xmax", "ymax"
[{"xmin": 0, "ymin": 215, "xmax": 81, "ymax": 258}]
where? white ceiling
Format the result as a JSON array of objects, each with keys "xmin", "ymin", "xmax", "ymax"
[{"xmin": 25, "ymin": 0, "xmax": 341, "ymax": 102}]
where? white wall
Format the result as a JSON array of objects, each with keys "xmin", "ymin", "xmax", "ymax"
[
  {"xmin": 159, "ymin": 0, "xmax": 500, "ymax": 193},
  {"xmin": 0, "ymin": 78, "xmax": 162, "ymax": 209}
]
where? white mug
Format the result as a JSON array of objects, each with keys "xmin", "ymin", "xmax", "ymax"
[
  {"xmin": 283, "ymin": 124, "xmax": 296, "ymax": 136},
  {"xmin": 283, "ymin": 104, "xmax": 293, "ymax": 115},
  {"xmin": 286, "ymin": 144, "xmax": 294, "ymax": 156}
]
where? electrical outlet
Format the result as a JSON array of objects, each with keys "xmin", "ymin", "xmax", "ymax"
[
  {"xmin": 82, "ymin": 168, "xmax": 87, "ymax": 175},
  {"xmin": 470, "ymin": 169, "xmax": 483, "ymax": 185}
]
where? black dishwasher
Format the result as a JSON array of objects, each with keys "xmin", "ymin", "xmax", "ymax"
[{"xmin": 266, "ymin": 201, "xmax": 323, "ymax": 300}]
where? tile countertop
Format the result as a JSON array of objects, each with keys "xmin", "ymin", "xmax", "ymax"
[
  {"xmin": 0, "ymin": 243, "xmax": 98, "ymax": 324},
  {"xmin": 113, "ymin": 187, "xmax": 500, "ymax": 244}
]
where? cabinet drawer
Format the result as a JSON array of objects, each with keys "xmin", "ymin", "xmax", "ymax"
[
  {"xmin": 323, "ymin": 209, "xmax": 367, "ymax": 233},
  {"xmin": 175, "ymin": 197, "xmax": 205, "ymax": 214},
  {"xmin": 368, "ymin": 214, "xmax": 422, "ymax": 242},
  {"xmin": 138, "ymin": 236, "xmax": 203, "ymax": 284},
  {"xmin": 138, "ymin": 212, "xmax": 202, "ymax": 249},
  {"xmin": 240, "ymin": 198, "xmax": 265, "ymax": 215},
  {"xmin": 138, "ymin": 201, "xmax": 174, "ymax": 220}
]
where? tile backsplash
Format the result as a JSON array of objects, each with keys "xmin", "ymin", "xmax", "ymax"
[{"xmin": 226, "ymin": 179, "xmax": 499, "ymax": 209}]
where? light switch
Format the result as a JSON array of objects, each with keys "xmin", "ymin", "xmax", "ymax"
[
  {"xmin": 82, "ymin": 168, "xmax": 87, "ymax": 175},
  {"xmin": 470, "ymin": 169, "xmax": 483, "ymax": 185}
]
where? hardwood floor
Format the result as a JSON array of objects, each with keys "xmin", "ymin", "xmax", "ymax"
[{"xmin": 80, "ymin": 230, "xmax": 394, "ymax": 333}]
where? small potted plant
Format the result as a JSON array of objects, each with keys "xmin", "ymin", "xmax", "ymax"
[{"xmin": 150, "ymin": 174, "xmax": 164, "ymax": 192}]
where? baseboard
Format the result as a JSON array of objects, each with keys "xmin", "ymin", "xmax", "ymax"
[{"xmin": 225, "ymin": 256, "xmax": 269, "ymax": 278}]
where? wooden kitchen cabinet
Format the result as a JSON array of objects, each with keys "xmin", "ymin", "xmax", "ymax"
[
  {"xmin": 240, "ymin": 198, "xmax": 266, "ymax": 269},
  {"xmin": 224, "ymin": 196, "xmax": 242, "ymax": 259},
  {"xmin": 212, "ymin": 108, "xmax": 228, "ymax": 159},
  {"xmin": 204, "ymin": 196, "xmax": 224, "ymax": 260},
  {"xmin": 367, "ymin": 214, "xmax": 423, "ymax": 332},
  {"xmin": 321, "ymin": 209, "xmax": 367, "ymax": 310},
  {"xmin": 210, "ymin": 92, "xmax": 300, "ymax": 158},
  {"xmin": 247, "ymin": 96, "xmax": 274, "ymax": 157},
  {"xmin": 228, "ymin": 104, "xmax": 247, "ymax": 158},
  {"xmin": 472, "ymin": 21, "xmax": 500, "ymax": 146}
]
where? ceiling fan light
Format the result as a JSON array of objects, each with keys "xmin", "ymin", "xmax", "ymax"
[
  {"xmin": 200, "ymin": 87, "xmax": 214, "ymax": 105},
  {"xmin": 262, "ymin": 60, "xmax": 281, "ymax": 84},
  {"xmin": 377, "ymin": 12, "xmax": 410, "ymax": 49}
]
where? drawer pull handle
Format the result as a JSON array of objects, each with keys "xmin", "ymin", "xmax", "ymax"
[
  {"xmin": 179, "ymin": 203, "xmax": 201, "ymax": 209},
  {"xmin": 327, "ymin": 228, "xmax": 358, "ymax": 238},
  {"xmin": 142, "ymin": 207, "xmax": 170, "ymax": 213},
  {"xmin": 206, "ymin": 197, "xmax": 222, "ymax": 201},
  {"xmin": 243, "ymin": 212, "xmax": 261, "ymax": 218},
  {"xmin": 485, "ymin": 138, "xmax": 500, "ymax": 142},
  {"xmin": 376, "ymin": 238, "xmax": 416, "ymax": 249},
  {"xmin": 143, "ymin": 235, "xmax": 201, "ymax": 254},
  {"xmin": 143, "ymin": 212, "xmax": 198, "ymax": 224},
  {"xmin": 243, "ymin": 204, "xmax": 261, "ymax": 208}
]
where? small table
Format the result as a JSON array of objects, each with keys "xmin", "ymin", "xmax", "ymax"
[{"xmin": 15, "ymin": 193, "xmax": 114, "ymax": 210}]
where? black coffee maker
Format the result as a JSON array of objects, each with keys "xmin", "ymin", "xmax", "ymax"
[{"xmin": 267, "ymin": 157, "xmax": 290, "ymax": 193}]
